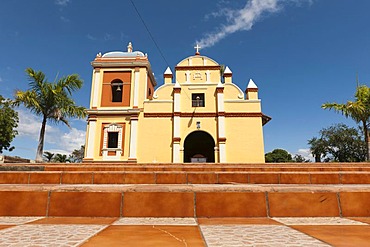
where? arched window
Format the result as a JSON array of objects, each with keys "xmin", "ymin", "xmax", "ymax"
[{"xmin": 111, "ymin": 79, "xmax": 123, "ymax": 102}]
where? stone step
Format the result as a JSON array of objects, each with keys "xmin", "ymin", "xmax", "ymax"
[
  {"xmin": 3, "ymin": 162, "xmax": 370, "ymax": 172},
  {"xmin": 0, "ymin": 184, "xmax": 369, "ymax": 217},
  {"xmin": 1, "ymin": 171, "xmax": 370, "ymax": 184}
]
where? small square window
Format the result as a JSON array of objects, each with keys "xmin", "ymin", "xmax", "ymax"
[
  {"xmin": 108, "ymin": 132, "xmax": 119, "ymax": 148},
  {"xmin": 192, "ymin": 93, "xmax": 205, "ymax": 107}
]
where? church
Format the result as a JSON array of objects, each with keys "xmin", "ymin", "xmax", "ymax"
[{"xmin": 83, "ymin": 42, "xmax": 270, "ymax": 163}]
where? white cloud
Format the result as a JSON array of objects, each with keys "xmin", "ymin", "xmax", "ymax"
[
  {"xmin": 87, "ymin": 34, "xmax": 97, "ymax": 41},
  {"xmin": 17, "ymin": 110, "xmax": 85, "ymax": 153},
  {"xmin": 87, "ymin": 33, "xmax": 114, "ymax": 41},
  {"xmin": 197, "ymin": 0, "xmax": 311, "ymax": 48},
  {"xmin": 55, "ymin": 0, "xmax": 70, "ymax": 6},
  {"xmin": 60, "ymin": 16, "xmax": 70, "ymax": 22},
  {"xmin": 17, "ymin": 110, "xmax": 58, "ymax": 140},
  {"xmin": 59, "ymin": 127, "xmax": 86, "ymax": 153},
  {"xmin": 295, "ymin": 148, "xmax": 313, "ymax": 161},
  {"xmin": 44, "ymin": 149, "xmax": 70, "ymax": 156}
]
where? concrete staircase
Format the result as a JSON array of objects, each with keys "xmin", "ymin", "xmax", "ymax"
[{"xmin": 0, "ymin": 163, "xmax": 369, "ymax": 218}]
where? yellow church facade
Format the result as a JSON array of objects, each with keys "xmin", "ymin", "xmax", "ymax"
[{"xmin": 84, "ymin": 43, "xmax": 270, "ymax": 163}]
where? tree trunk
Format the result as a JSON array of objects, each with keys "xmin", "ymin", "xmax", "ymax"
[
  {"xmin": 363, "ymin": 121, "xmax": 370, "ymax": 161},
  {"xmin": 35, "ymin": 116, "xmax": 47, "ymax": 163}
]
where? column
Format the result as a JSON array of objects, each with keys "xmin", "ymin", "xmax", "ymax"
[
  {"xmin": 214, "ymin": 146, "xmax": 219, "ymax": 163},
  {"xmin": 91, "ymin": 69, "xmax": 100, "ymax": 108},
  {"xmin": 172, "ymin": 85, "xmax": 181, "ymax": 163},
  {"xmin": 216, "ymin": 85, "xmax": 226, "ymax": 163},
  {"xmin": 84, "ymin": 119, "xmax": 96, "ymax": 160},
  {"xmin": 128, "ymin": 116, "xmax": 138, "ymax": 162},
  {"xmin": 133, "ymin": 68, "xmax": 140, "ymax": 108}
]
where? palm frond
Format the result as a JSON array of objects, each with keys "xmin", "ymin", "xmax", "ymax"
[
  {"xmin": 57, "ymin": 74, "xmax": 83, "ymax": 95},
  {"xmin": 14, "ymin": 90, "xmax": 43, "ymax": 115},
  {"xmin": 26, "ymin": 68, "xmax": 46, "ymax": 92}
]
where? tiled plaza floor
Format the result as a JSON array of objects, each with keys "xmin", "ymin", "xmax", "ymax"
[{"xmin": 0, "ymin": 217, "xmax": 369, "ymax": 246}]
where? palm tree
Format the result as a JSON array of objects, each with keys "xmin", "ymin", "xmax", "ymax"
[
  {"xmin": 14, "ymin": 68, "xmax": 86, "ymax": 162},
  {"xmin": 53, "ymin": 153, "xmax": 70, "ymax": 163},
  {"xmin": 322, "ymin": 85, "xmax": 370, "ymax": 161},
  {"xmin": 43, "ymin": 151, "xmax": 55, "ymax": 162}
]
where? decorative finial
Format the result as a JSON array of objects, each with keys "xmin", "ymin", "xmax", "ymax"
[
  {"xmin": 127, "ymin": 42, "xmax": 133, "ymax": 53},
  {"xmin": 194, "ymin": 44, "xmax": 201, "ymax": 55},
  {"xmin": 96, "ymin": 52, "xmax": 102, "ymax": 58}
]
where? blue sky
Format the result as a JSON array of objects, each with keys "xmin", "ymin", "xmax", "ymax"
[{"xmin": 1, "ymin": 0, "xmax": 370, "ymax": 160}]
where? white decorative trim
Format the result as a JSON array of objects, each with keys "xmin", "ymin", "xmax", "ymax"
[
  {"xmin": 224, "ymin": 99, "xmax": 261, "ymax": 103},
  {"xmin": 181, "ymin": 83, "xmax": 219, "ymax": 86},
  {"xmin": 206, "ymin": 70, "xmax": 210, "ymax": 83},
  {"xmin": 176, "ymin": 55, "xmax": 219, "ymax": 67},
  {"xmin": 173, "ymin": 116, "xmax": 180, "ymax": 137},
  {"xmin": 164, "ymin": 67, "xmax": 173, "ymax": 75},
  {"xmin": 144, "ymin": 71, "xmax": 148, "ymax": 100},
  {"xmin": 100, "ymin": 68, "xmax": 133, "ymax": 72},
  {"xmin": 188, "ymin": 86, "xmax": 208, "ymax": 90},
  {"xmin": 214, "ymin": 146, "xmax": 219, "ymax": 163},
  {"xmin": 173, "ymin": 143, "xmax": 181, "ymax": 163},
  {"xmin": 153, "ymin": 83, "xmax": 174, "ymax": 99},
  {"xmin": 85, "ymin": 121, "xmax": 96, "ymax": 158},
  {"xmin": 185, "ymin": 71, "xmax": 191, "ymax": 83},
  {"xmin": 219, "ymin": 143, "xmax": 226, "ymax": 163},
  {"xmin": 217, "ymin": 92, "xmax": 224, "ymax": 112},
  {"xmin": 174, "ymin": 93, "xmax": 181, "ymax": 112},
  {"xmin": 92, "ymin": 71, "xmax": 100, "ymax": 108},
  {"xmin": 129, "ymin": 119, "xmax": 138, "ymax": 159},
  {"xmin": 87, "ymin": 109, "xmax": 140, "ymax": 115},
  {"xmin": 188, "ymin": 58, "xmax": 192, "ymax": 66},
  {"xmin": 218, "ymin": 116, "xmax": 225, "ymax": 137},
  {"xmin": 102, "ymin": 123, "xmax": 123, "ymax": 160},
  {"xmin": 144, "ymin": 100, "xmax": 173, "ymax": 103},
  {"xmin": 224, "ymin": 66, "xmax": 232, "ymax": 74},
  {"xmin": 203, "ymin": 57, "xmax": 207, "ymax": 66},
  {"xmin": 225, "ymin": 83, "xmax": 244, "ymax": 99},
  {"xmin": 247, "ymin": 78, "xmax": 258, "ymax": 89},
  {"xmin": 133, "ymin": 70, "xmax": 140, "ymax": 107}
]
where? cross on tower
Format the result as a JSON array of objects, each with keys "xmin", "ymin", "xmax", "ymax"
[{"xmin": 194, "ymin": 44, "xmax": 201, "ymax": 55}]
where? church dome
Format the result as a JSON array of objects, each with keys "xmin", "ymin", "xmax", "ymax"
[
  {"xmin": 102, "ymin": 51, "xmax": 145, "ymax": 58},
  {"xmin": 101, "ymin": 42, "xmax": 145, "ymax": 58}
]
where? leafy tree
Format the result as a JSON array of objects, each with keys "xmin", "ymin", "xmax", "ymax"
[
  {"xmin": 322, "ymin": 85, "xmax": 370, "ymax": 160},
  {"xmin": 265, "ymin": 149, "xmax": 293, "ymax": 163},
  {"xmin": 53, "ymin": 153, "xmax": 70, "ymax": 163},
  {"xmin": 14, "ymin": 68, "xmax": 86, "ymax": 162},
  {"xmin": 43, "ymin": 151, "xmax": 55, "ymax": 162},
  {"xmin": 0, "ymin": 95, "xmax": 19, "ymax": 153},
  {"xmin": 69, "ymin": 145, "xmax": 85, "ymax": 163},
  {"xmin": 292, "ymin": 154, "xmax": 310, "ymax": 163},
  {"xmin": 307, "ymin": 137, "xmax": 327, "ymax": 162},
  {"xmin": 309, "ymin": 124, "xmax": 366, "ymax": 162}
]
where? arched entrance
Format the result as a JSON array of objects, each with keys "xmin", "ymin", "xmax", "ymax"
[{"xmin": 184, "ymin": 131, "xmax": 215, "ymax": 163}]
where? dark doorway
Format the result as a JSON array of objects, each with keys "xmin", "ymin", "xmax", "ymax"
[{"xmin": 184, "ymin": 131, "xmax": 215, "ymax": 163}]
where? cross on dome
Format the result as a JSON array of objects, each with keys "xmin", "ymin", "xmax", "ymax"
[{"xmin": 194, "ymin": 44, "xmax": 201, "ymax": 55}]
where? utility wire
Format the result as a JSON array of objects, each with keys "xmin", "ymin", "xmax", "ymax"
[
  {"xmin": 129, "ymin": 0, "xmax": 192, "ymax": 101},
  {"xmin": 130, "ymin": 0, "xmax": 170, "ymax": 67}
]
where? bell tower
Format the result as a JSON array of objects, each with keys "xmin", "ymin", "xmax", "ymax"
[{"xmin": 84, "ymin": 42, "xmax": 156, "ymax": 162}]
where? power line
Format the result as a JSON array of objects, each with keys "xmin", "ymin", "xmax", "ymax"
[{"xmin": 130, "ymin": 0, "xmax": 169, "ymax": 67}]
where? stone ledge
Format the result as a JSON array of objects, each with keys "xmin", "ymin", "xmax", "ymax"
[{"xmin": 0, "ymin": 184, "xmax": 370, "ymax": 192}]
